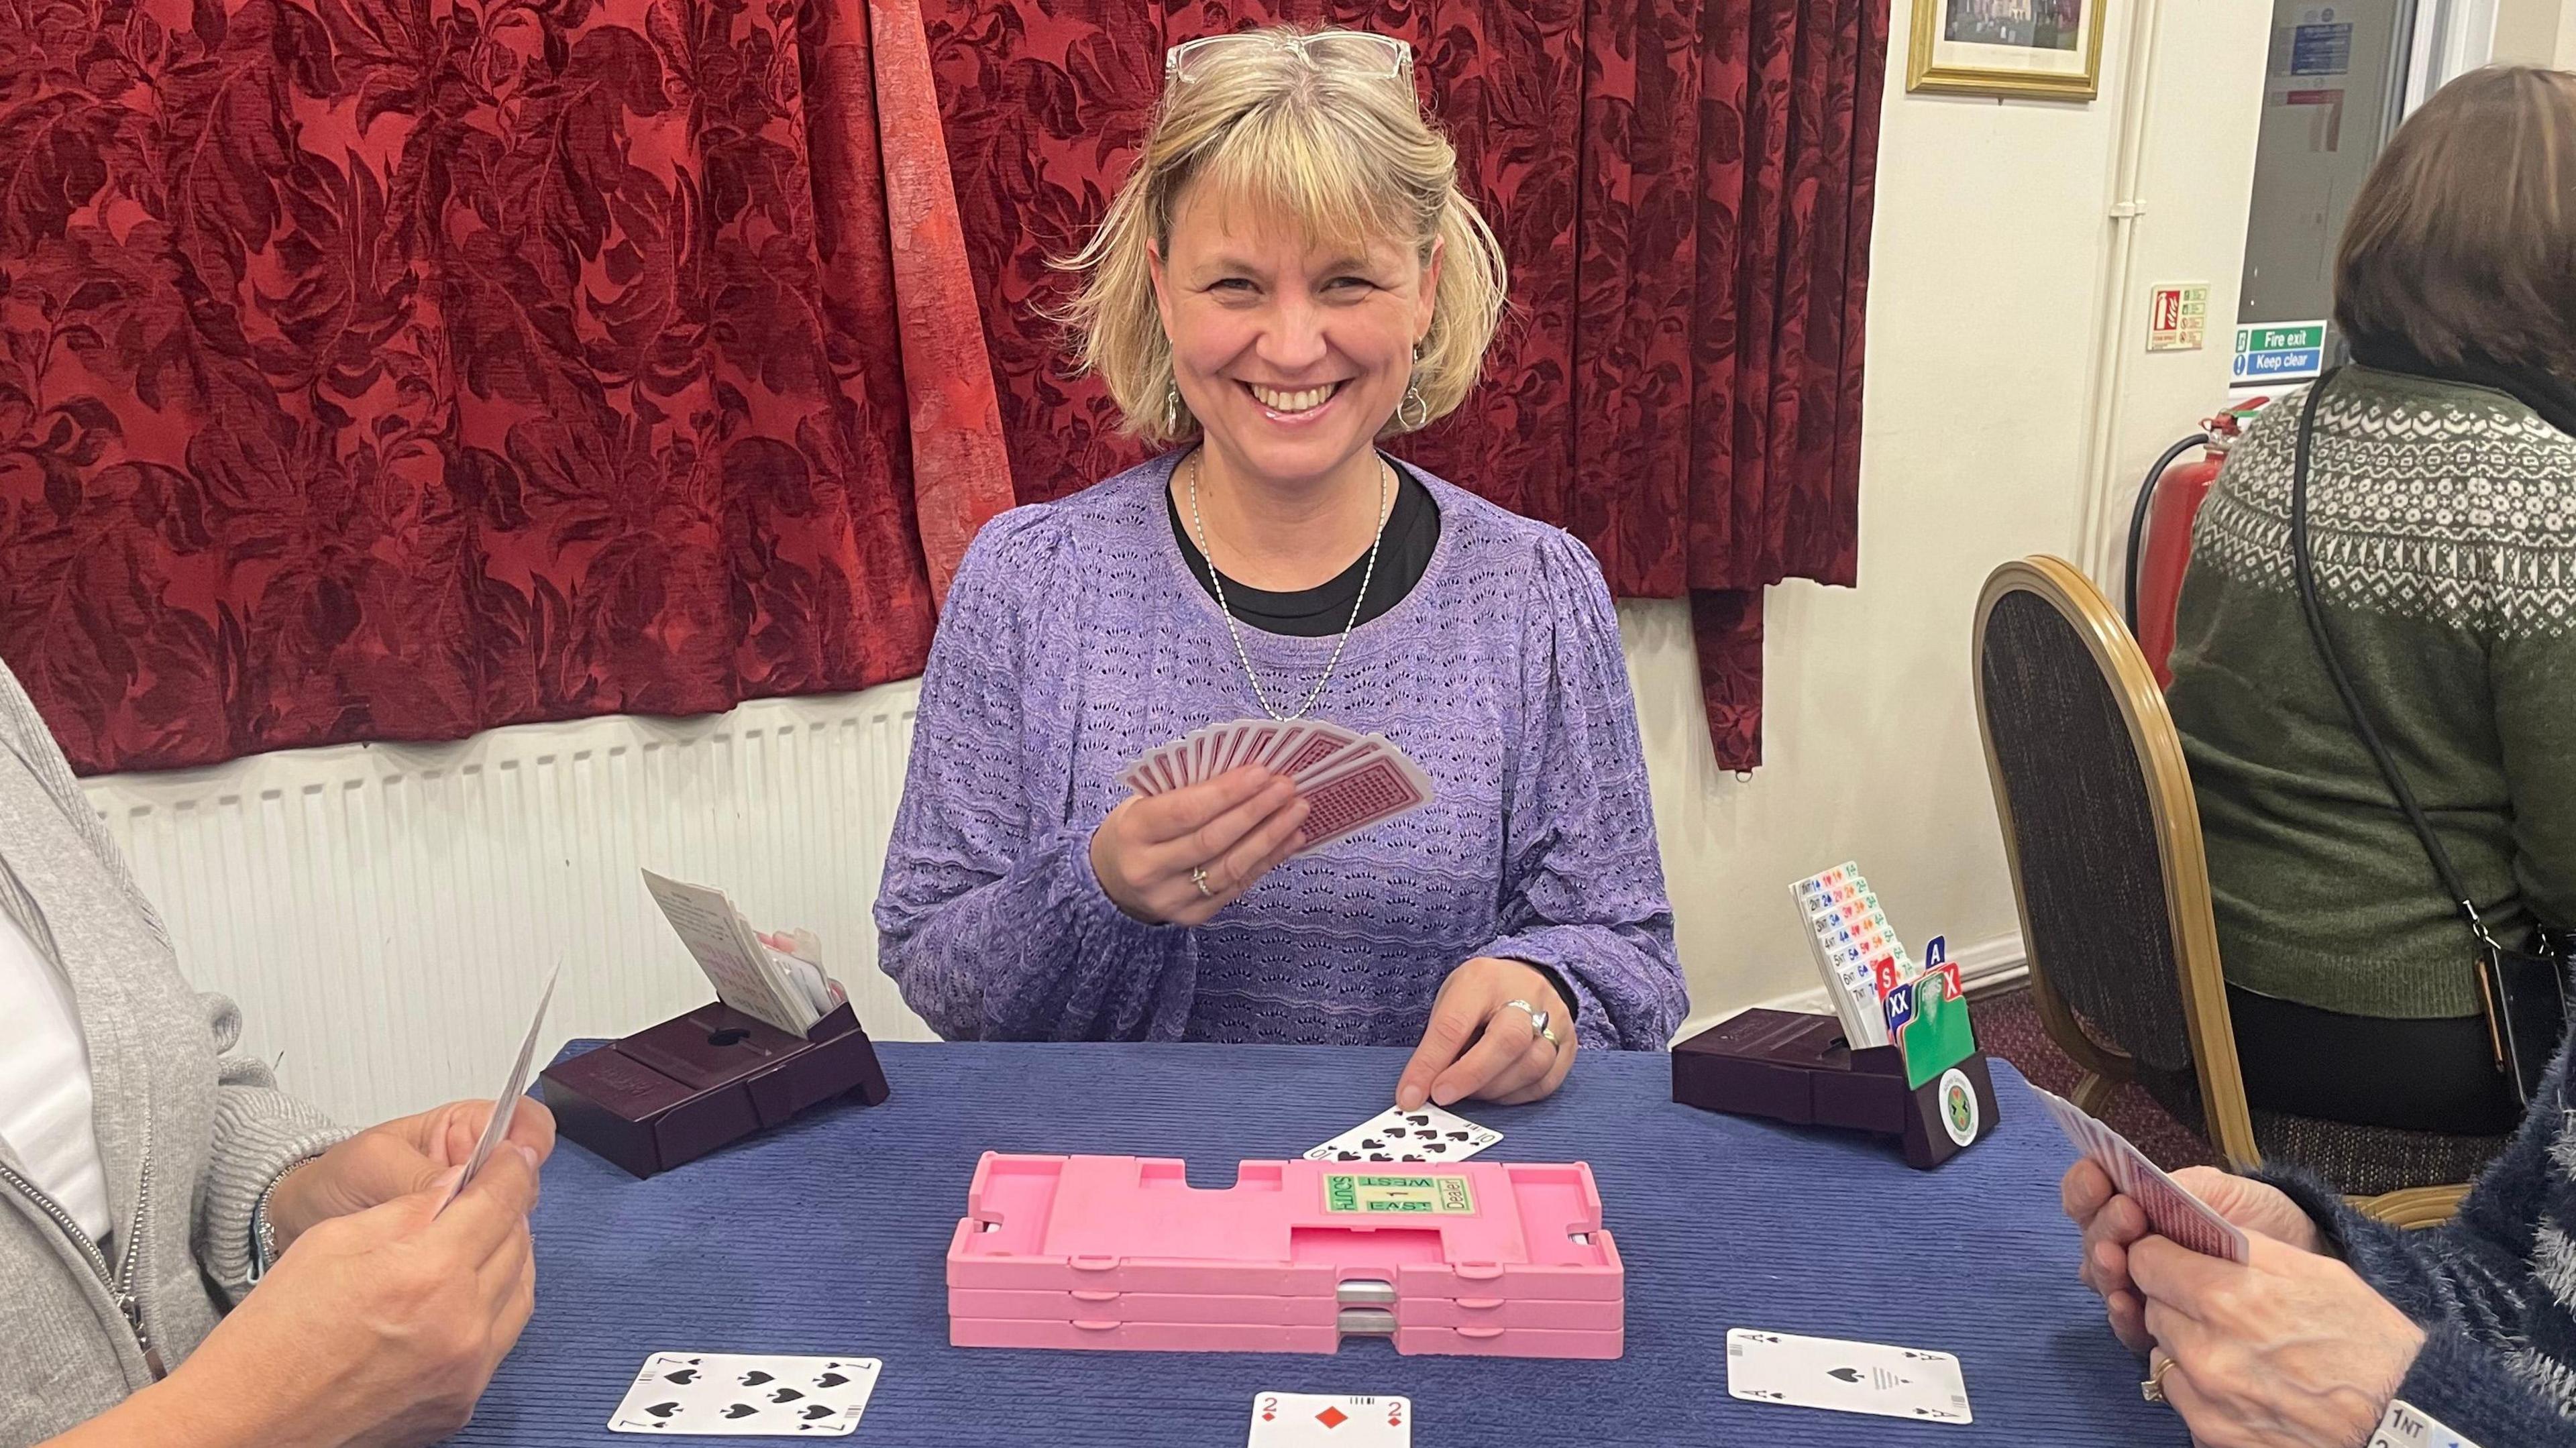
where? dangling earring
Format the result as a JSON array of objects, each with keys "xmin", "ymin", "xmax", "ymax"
[
  {"xmin": 1398, "ymin": 347, "xmax": 1429, "ymax": 431},
  {"xmin": 1165, "ymin": 382, "xmax": 1181, "ymax": 437}
]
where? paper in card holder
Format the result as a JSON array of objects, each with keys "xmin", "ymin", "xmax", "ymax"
[
  {"xmin": 1670, "ymin": 1007, "xmax": 1998, "ymax": 1170},
  {"xmin": 540, "ymin": 998, "xmax": 890, "ymax": 1179}
]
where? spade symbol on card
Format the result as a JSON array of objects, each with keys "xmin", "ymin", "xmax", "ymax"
[
  {"xmin": 800, "ymin": 1406, "xmax": 835, "ymax": 1421},
  {"xmin": 815, "ymin": 1372, "xmax": 849, "ymax": 1388},
  {"xmin": 738, "ymin": 1371, "xmax": 774, "ymax": 1387},
  {"xmin": 769, "ymin": 1388, "xmax": 806, "ymax": 1404},
  {"xmin": 1828, "ymin": 1368, "xmax": 1864, "ymax": 1384},
  {"xmin": 1360, "ymin": 1137, "xmax": 1387, "ymax": 1149},
  {"xmin": 1405, "ymin": 1114, "xmax": 1430, "ymax": 1125},
  {"xmin": 723, "ymin": 1404, "xmax": 759, "ymax": 1420},
  {"xmin": 1446, "ymin": 1130, "xmax": 1471, "ymax": 1141},
  {"xmin": 664, "ymin": 1369, "xmax": 699, "ymax": 1386},
  {"xmin": 647, "ymin": 1402, "xmax": 681, "ymax": 1421}
]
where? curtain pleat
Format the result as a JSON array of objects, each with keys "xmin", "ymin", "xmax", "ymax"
[{"xmin": 0, "ymin": 0, "xmax": 1010, "ymax": 773}]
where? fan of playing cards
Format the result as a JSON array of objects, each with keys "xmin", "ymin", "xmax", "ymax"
[{"xmin": 1122, "ymin": 719, "xmax": 1433, "ymax": 858}]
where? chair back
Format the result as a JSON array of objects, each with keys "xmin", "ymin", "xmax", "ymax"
[
  {"xmin": 1973, "ymin": 556, "xmax": 2259, "ymax": 1167},
  {"xmin": 2124, "ymin": 437, "xmax": 2222, "ymax": 688}
]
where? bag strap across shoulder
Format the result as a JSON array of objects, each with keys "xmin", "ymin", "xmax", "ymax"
[{"xmin": 2286, "ymin": 366, "xmax": 2507, "ymax": 954}]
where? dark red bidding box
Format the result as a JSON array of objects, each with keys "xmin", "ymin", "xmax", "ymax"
[
  {"xmin": 1669, "ymin": 1007, "xmax": 1999, "ymax": 1170},
  {"xmin": 541, "ymin": 1000, "xmax": 891, "ymax": 1179}
]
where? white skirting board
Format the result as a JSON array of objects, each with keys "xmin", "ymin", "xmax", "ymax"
[{"xmin": 79, "ymin": 683, "xmax": 940, "ymax": 1126}]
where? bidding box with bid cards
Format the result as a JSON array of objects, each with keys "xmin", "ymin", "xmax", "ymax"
[
  {"xmin": 945, "ymin": 1154, "xmax": 1624, "ymax": 1359},
  {"xmin": 540, "ymin": 1000, "xmax": 892, "ymax": 1179},
  {"xmin": 1672, "ymin": 1008, "xmax": 2000, "ymax": 1169},
  {"xmin": 1670, "ymin": 861, "xmax": 2000, "ymax": 1168}
]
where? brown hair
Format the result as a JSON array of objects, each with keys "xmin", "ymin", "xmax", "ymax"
[{"xmin": 2334, "ymin": 65, "xmax": 2576, "ymax": 376}]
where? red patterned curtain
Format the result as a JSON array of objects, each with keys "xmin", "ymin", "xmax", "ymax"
[
  {"xmin": 925, "ymin": 0, "xmax": 1883, "ymax": 769},
  {"xmin": 1, "ymin": 0, "xmax": 1012, "ymax": 774}
]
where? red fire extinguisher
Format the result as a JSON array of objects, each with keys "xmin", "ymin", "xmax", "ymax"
[{"xmin": 2126, "ymin": 396, "xmax": 2272, "ymax": 687}]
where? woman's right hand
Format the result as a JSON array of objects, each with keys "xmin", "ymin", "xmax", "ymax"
[
  {"xmin": 2062, "ymin": 1158, "xmax": 2323, "ymax": 1355},
  {"xmin": 156, "ymin": 1146, "xmax": 543, "ymax": 1448},
  {"xmin": 1091, "ymin": 766, "xmax": 1309, "ymax": 926}
]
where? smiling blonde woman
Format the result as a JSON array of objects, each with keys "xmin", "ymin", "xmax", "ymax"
[{"xmin": 873, "ymin": 26, "xmax": 1685, "ymax": 1109}]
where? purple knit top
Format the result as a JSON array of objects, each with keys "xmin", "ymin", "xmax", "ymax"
[{"xmin": 873, "ymin": 453, "xmax": 1686, "ymax": 1050}]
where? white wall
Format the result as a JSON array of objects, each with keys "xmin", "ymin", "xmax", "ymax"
[
  {"xmin": 2491, "ymin": 0, "xmax": 2576, "ymax": 64},
  {"xmin": 1633, "ymin": 0, "xmax": 2273, "ymax": 1030}
]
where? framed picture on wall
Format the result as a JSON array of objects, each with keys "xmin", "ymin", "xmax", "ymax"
[{"xmin": 1908, "ymin": 0, "xmax": 2106, "ymax": 100}]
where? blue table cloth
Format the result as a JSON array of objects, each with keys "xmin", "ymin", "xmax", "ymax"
[{"xmin": 454, "ymin": 1042, "xmax": 2186, "ymax": 1446}]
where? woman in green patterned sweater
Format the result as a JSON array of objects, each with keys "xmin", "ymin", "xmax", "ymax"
[{"xmin": 2169, "ymin": 66, "xmax": 2576, "ymax": 1148}]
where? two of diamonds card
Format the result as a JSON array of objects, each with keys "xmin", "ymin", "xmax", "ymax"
[
  {"xmin": 1120, "ymin": 718, "xmax": 1432, "ymax": 858},
  {"xmin": 609, "ymin": 1353, "xmax": 881, "ymax": 1436},
  {"xmin": 1248, "ymin": 1392, "xmax": 1410, "ymax": 1446}
]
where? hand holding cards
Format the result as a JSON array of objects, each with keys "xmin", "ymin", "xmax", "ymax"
[
  {"xmin": 2031, "ymin": 1084, "xmax": 2251, "ymax": 1262},
  {"xmin": 439, "ymin": 964, "xmax": 559, "ymax": 1216},
  {"xmin": 1122, "ymin": 718, "xmax": 1432, "ymax": 858}
]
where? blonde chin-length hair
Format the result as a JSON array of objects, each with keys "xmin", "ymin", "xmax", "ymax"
[{"xmin": 1051, "ymin": 26, "xmax": 1509, "ymax": 447}]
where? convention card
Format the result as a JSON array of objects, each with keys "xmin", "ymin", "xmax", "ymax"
[
  {"xmin": 1247, "ymin": 1392, "xmax": 1409, "ymax": 1447},
  {"xmin": 1290, "ymin": 753, "xmax": 1431, "ymax": 856},
  {"xmin": 608, "ymin": 1352, "xmax": 881, "ymax": 1436},
  {"xmin": 1725, "ymin": 1329, "xmax": 1971, "ymax": 1425},
  {"xmin": 1304, "ymin": 1103, "xmax": 1500, "ymax": 1164},
  {"xmin": 2029, "ymin": 1084, "xmax": 2249, "ymax": 1263},
  {"xmin": 2370, "ymin": 1400, "xmax": 2483, "ymax": 1448},
  {"xmin": 437, "ymin": 964, "xmax": 559, "ymax": 1216}
]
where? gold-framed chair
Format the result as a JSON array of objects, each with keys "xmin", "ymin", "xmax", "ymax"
[{"xmin": 1972, "ymin": 555, "xmax": 2485, "ymax": 1226}]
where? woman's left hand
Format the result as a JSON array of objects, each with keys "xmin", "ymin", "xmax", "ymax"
[
  {"xmin": 1395, "ymin": 958, "xmax": 1575, "ymax": 1109},
  {"xmin": 266, "ymin": 1096, "xmax": 559, "ymax": 1249},
  {"xmin": 2131, "ymin": 1232, "xmax": 2424, "ymax": 1448}
]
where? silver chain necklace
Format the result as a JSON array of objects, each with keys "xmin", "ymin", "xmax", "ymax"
[{"xmin": 1187, "ymin": 451, "xmax": 1391, "ymax": 722}]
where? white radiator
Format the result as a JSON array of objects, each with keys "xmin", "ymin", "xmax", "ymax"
[{"xmin": 78, "ymin": 683, "xmax": 938, "ymax": 1127}]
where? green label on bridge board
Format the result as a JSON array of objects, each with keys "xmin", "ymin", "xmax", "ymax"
[{"xmin": 1323, "ymin": 1175, "xmax": 1477, "ymax": 1215}]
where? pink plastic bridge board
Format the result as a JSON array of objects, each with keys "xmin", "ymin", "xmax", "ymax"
[{"xmin": 945, "ymin": 1154, "xmax": 1623, "ymax": 1359}]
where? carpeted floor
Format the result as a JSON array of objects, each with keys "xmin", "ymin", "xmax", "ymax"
[{"xmin": 1977, "ymin": 984, "xmax": 2219, "ymax": 1172}]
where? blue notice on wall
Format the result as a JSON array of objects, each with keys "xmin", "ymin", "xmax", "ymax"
[
  {"xmin": 2291, "ymin": 22, "xmax": 2352, "ymax": 74},
  {"xmin": 2233, "ymin": 347, "xmax": 2324, "ymax": 381}
]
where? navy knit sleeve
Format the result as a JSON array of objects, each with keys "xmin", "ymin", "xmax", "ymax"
[{"xmin": 2259, "ymin": 1043, "xmax": 2576, "ymax": 1443}]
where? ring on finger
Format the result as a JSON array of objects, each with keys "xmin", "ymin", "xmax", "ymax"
[
  {"xmin": 1189, "ymin": 865, "xmax": 1214, "ymax": 899},
  {"xmin": 1501, "ymin": 998, "xmax": 1551, "ymax": 1044},
  {"xmin": 2140, "ymin": 1352, "xmax": 2176, "ymax": 1406}
]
